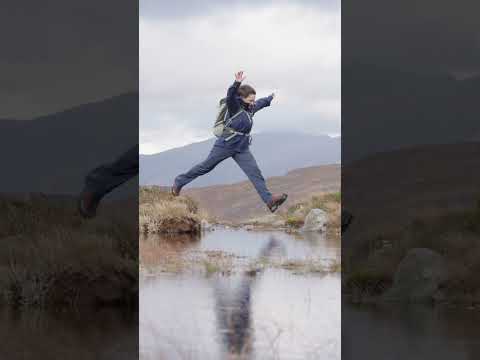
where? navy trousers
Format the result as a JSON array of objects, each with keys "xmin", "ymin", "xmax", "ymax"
[
  {"xmin": 175, "ymin": 146, "xmax": 272, "ymax": 204},
  {"xmin": 84, "ymin": 145, "xmax": 139, "ymax": 198}
]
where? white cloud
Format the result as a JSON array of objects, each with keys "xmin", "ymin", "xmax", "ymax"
[{"xmin": 140, "ymin": 2, "xmax": 340, "ymax": 153}]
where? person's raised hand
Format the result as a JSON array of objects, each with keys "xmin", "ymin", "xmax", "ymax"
[
  {"xmin": 235, "ymin": 71, "xmax": 246, "ymax": 82},
  {"xmin": 270, "ymin": 92, "xmax": 276, "ymax": 100}
]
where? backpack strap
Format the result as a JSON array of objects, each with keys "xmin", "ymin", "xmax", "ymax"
[
  {"xmin": 224, "ymin": 109, "xmax": 244, "ymax": 127},
  {"xmin": 223, "ymin": 109, "xmax": 253, "ymax": 142}
]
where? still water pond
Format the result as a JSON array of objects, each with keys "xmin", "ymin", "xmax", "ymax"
[
  {"xmin": 140, "ymin": 228, "xmax": 341, "ymax": 360},
  {"xmin": 344, "ymin": 302, "xmax": 480, "ymax": 359}
]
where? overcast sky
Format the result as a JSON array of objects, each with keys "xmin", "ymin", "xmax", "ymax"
[
  {"xmin": 0, "ymin": 0, "xmax": 137, "ymax": 120},
  {"xmin": 343, "ymin": 0, "xmax": 480, "ymax": 78},
  {"xmin": 140, "ymin": 0, "xmax": 341, "ymax": 154}
]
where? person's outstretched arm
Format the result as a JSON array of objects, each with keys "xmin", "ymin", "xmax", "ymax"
[
  {"xmin": 226, "ymin": 71, "xmax": 245, "ymax": 115},
  {"xmin": 252, "ymin": 93, "xmax": 275, "ymax": 114}
]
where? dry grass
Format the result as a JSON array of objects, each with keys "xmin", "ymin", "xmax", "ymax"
[
  {"xmin": 139, "ymin": 186, "xmax": 201, "ymax": 235},
  {"xmin": 0, "ymin": 194, "xmax": 137, "ymax": 308},
  {"xmin": 343, "ymin": 201, "xmax": 480, "ymax": 303}
]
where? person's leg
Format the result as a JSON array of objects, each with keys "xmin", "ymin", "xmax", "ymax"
[
  {"xmin": 175, "ymin": 146, "xmax": 234, "ymax": 190},
  {"xmin": 84, "ymin": 144, "xmax": 139, "ymax": 198},
  {"xmin": 79, "ymin": 145, "xmax": 138, "ymax": 218},
  {"xmin": 232, "ymin": 150, "xmax": 272, "ymax": 204}
]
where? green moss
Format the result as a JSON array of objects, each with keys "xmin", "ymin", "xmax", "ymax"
[
  {"xmin": 285, "ymin": 216, "xmax": 304, "ymax": 228},
  {"xmin": 203, "ymin": 261, "xmax": 220, "ymax": 275}
]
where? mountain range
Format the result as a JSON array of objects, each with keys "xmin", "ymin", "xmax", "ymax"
[
  {"xmin": 2, "ymin": 63, "xmax": 479, "ymax": 195},
  {"xmin": 0, "ymin": 93, "xmax": 138, "ymax": 196},
  {"xmin": 140, "ymin": 133, "xmax": 340, "ymax": 187},
  {"xmin": 342, "ymin": 64, "xmax": 480, "ymax": 163}
]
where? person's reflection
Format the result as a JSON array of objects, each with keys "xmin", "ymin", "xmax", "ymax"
[{"xmin": 213, "ymin": 237, "xmax": 283, "ymax": 359}]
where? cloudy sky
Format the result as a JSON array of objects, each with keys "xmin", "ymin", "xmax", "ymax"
[
  {"xmin": 0, "ymin": 0, "xmax": 137, "ymax": 120},
  {"xmin": 140, "ymin": 0, "xmax": 341, "ymax": 154},
  {"xmin": 343, "ymin": 0, "xmax": 480, "ymax": 78}
]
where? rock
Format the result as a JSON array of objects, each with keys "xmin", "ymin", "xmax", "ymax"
[
  {"xmin": 383, "ymin": 248, "xmax": 448, "ymax": 302},
  {"xmin": 301, "ymin": 209, "xmax": 328, "ymax": 232}
]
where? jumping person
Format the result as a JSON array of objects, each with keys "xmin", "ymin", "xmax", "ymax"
[
  {"xmin": 78, "ymin": 144, "xmax": 138, "ymax": 218},
  {"xmin": 172, "ymin": 71, "xmax": 288, "ymax": 213}
]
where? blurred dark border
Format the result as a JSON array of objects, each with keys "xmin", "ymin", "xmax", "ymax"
[
  {"xmin": 342, "ymin": 1, "xmax": 480, "ymax": 358},
  {"xmin": 0, "ymin": 1, "xmax": 138, "ymax": 358}
]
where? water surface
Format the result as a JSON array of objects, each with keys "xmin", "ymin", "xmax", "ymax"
[
  {"xmin": 0, "ymin": 308, "xmax": 137, "ymax": 359},
  {"xmin": 343, "ymin": 303, "xmax": 480, "ymax": 359},
  {"xmin": 140, "ymin": 228, "xmax": 341, "ymax": 360}
]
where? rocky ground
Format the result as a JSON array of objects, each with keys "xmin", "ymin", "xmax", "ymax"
[
  {"xmin": 139, "ymin": 189, "xmax": 341, "ymax": 278},
  {"xmin": 140, "ymin": 186, "xmax": 340, "ymax": 235},
  {"xmin": 235, "ymin": 192, "xmax": 341, "ymax": 238}
]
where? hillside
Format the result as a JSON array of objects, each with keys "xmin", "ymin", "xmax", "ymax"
[
  {"xmin": 183, "ymin": 164, "xmax": 340, "ymax": 222},
  {"xmin": 140, "ymin": 133, "xmax": 340, "ymax": 187},
  {"xmin": 0, "ymin": 93, "xmax": 138, "ymax": 196},
  {"xmin": 342, "ymin": 141, "xmax": 480, "ymax": 303},
  {"xmin": 343, "ymin": 142, "xmax": 480, "ymax": 238},
  {"xmin": 342, "ymin": 65, "xmax": 480, "ymax": 163}
]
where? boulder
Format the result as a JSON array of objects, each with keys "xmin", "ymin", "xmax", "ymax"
[
  {"xmin": 383, "ymin": 248, "xmax": 447, "ymax": 302},
  {"xmin": 301, "ymin": 209, "xmax": 328, "ymax": 232}
]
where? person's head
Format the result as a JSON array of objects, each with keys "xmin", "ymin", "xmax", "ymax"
[{"xmin": 238, "ymin": 84, "xmax": 256, "ymax": 105}]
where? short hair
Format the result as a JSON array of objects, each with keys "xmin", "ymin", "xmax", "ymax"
[{"xmin": 238, "ymin": 84, "xmax": 256, "ymax": 98}]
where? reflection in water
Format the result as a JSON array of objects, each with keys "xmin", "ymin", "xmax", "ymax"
[
  {"xmin": 213, "ymin": 238, "xmax": 284, "ymax": 358},
  {"xmin": 215, "ymin": 276, "xmax": 254, "ymax": 358},
  {"xmin": 140, "ymin": 229, "xmax": 341, "ymax": 360}
]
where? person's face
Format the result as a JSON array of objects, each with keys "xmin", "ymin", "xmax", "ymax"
[{"xmin": 241, "ymin": 94, "xmax": 256, "ymax": 105}]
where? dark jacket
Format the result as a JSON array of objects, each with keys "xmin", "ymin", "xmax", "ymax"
[{"xmin": 214, "ymin": 81, "xmax": 273, "ymax": 151}]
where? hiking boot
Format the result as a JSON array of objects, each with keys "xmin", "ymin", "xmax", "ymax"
[
  {"xmin": 77, "ymin": 190, "xmax": 101, "ymax": 219},
  {"xmin": 268, "ymin": 193, "xmax": 288, "ymax": 213},
  {"xmin": 171, "ymin": 183, "xmax": 181, "ymax": 197}
]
